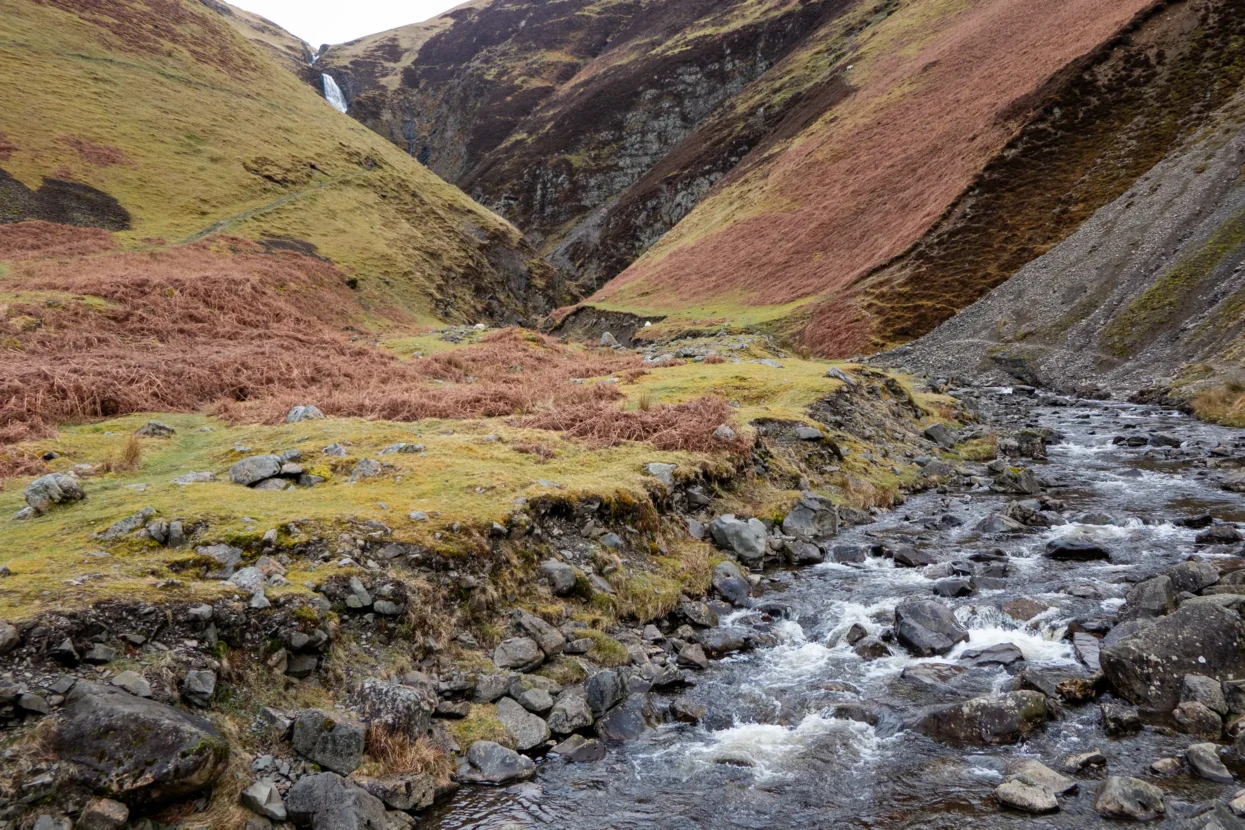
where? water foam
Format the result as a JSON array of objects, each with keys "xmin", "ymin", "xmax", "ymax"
[{"xmin": 685, "ymin": 715, "xmax": 878, "ymax": 781}]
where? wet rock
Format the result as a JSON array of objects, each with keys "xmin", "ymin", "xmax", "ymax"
[
  {"xmin": 1172, "ymin": 560, "xmax": 1221, "ymax": 594},
  {"xmin": 785, "ymin": 541, "xmax": 825, "ymax": 565},
  {"xmin": 914, "ymin": 691, "xmax": 1049, "ymax": 746},
  {"xmin": 933, "ymin": 577, "xmax": 974, "ymax": 598},
  {"xmin": 586, "ymin": 670, "xmax": 627, "ymax": 717},
  {"xmin": 894, "ymin": 597, "xmax": 969, "ymax": 657},
  {"xmin": 286, "ymin": 772, "xmax": 388, "ymax": 829},
  {"xmin": 1183, "ymin": 674, "xmax": 1228, "ymax": 715},
  {"xmin": 462, "ymin": 741, "xmax": 536, "ymax": 784},
  {"xmin": 1002, "ymin": 598, "xmax": 1050, "ymax": 622},
  {"xmin": 700, "ymin": 627, "xmax": 750, "ymax": 657},
  {"xmin": 595, "ymin": 693, "xmax": 658, "ymax": 742},
  {"xmin": 1073, "ymin": 632, "xmax": 1102, "ymax": 672},
  {"xmin": 1100, "ymin": 603, "xmax": 1245, "ymax": 711},
  {"xmin": 1118, "ymin": 576, "xmax": 1175, "ymax": 621},
  {"xmin": 25, "ymin": 473, "xmax": 85, "ymax": 514},
  {"xmin": 241, "ymin": 780, "xmax": 287, "ymax": 821},
  {"xmin": 708, "ymin": 515, "xmax": 767, "ymax": 565},
  {"xmin": 180, "ymin": 670, "xmax": 216, "ymax": 708},
  {"xmin": 670, "ymin": 696, "xmax": 706, "ymax": 724},
  {"xmin": 712, "ymin": 560, "xmax": 752, "ymax": 606},
  {"xmin": 493, "ymin": 637, "xmax": 543, "ymax": 672},
  {"xmin": 547, "ymin": 690, "xmax": 594, "ymax": 734},
  {"xmin": 962, "ymin": 643, "xmax": 1024, "ymax": 668},
  {"xmin": 992, "ymin": 468, "xmax": 1040, "ymax": 495},
  {"xmin": 977, "ymin": 514, "xmax": 1025, "ymax": 534},
  {"xmin": 1174, "ymin": 700, "xmax": 1222, "ymax": 739},
  {"xmin": 924, "ymin": 423, "xmax": 955, "ymax": 449},
  {"xmin": 540, "ymin": 560, "xmax": 578, "ymax": 596},
  {"xmin": 291, "ymin": 710, "xmax": 366, "ymax": 774},
  {"xmin": 1198, "ymin": 525, "xmax": 1244, "ymax": 545},
  {"xmin": 229, "ymin": 455, "xmax": 282, "ymax": 486},
  {"xmin": 678, "ymin": 598, "xmax": 718, "ymax": 628},
  {"xmin": 1094, "ymin": 776, "xmax": 1165, "ymax": 822},
  {"xmin": 678, "ymin": 643, "xmax": 710, "ymax": 670},
  {"xmin": 1186, "ymin": 742, "xmax": 1233, "ymax": 783},
  {"xmin": 1007, "ymin": 759, "xmax": 1077, "ymax": 795},
  {"xmin": 1045, "ymin": 540, "xmax": 1110, "ymax": 561},
  {"xmin": 781, "ymin": 493, "xmax": 838, "ymax": 539},
  {"xmin": 995, "ymin": 780, "xmax": 1057, "ymax": 814},
  {"xmin": 495, "ymin": 697, "xmax": 549, "ymax": 752},
  {"xmin": 54, "ymin": 682, "xmax": 228, "ymax": 804},
  {"xmin": 354, "ymin": 772, "xmax": 434, "ymax": 812},
  {"xmin": 77, "ymin": 798, "xmax": 129, "ymax": 830},
  {"xmin": 853, "ymin": 636, "xmax": 891, "ymax": 660},
  {"xmin": 350, "ymin": 679, "xmax": 435, "ymax": 739},
  {"xmin": 830, "ymin": 544, "xmax": 867, "ymax": 564},
  {"xmin": 1150, "ymin": 757, "xmax": 1183, "ymax": 776},
  {"xmin": 1101, "ymin": 701, "xmax": 1142, "ymax": 735},
  {"xmin": 1059, "ymin": 750, "xmax": 1107, "ymax": 774}
]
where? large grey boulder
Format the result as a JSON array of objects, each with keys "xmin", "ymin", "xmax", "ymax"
[
  {"xmin": 493, "ymin": 637, "xmax": 543, "ymax": 672},
  {"xmin": 54, "ymin": 682, "xmax": 228, "ymax": 804},
  {"xmin": 1094, "ymin": 776, "xmax": 1165, "ymax": 822},
  {"xmin": 241, "ymin": 780, "xmax": 287, "ymax": 821},
  {"xmin": 0, "ymin": 620, "xmax": 20, "ymax": 654},
  {"xmin": 180, "ymin": 670, "xmax": 216, "ymax": 708},
  {"xmin": 995, "ymin": 780, "xmax": 1057, "ymax": 814},
  {"xmin": 585, "ymin": 670, "xmax": 627, "ymax": 718},
  {"xmin": 495, "ymin": 697, "xmax": 550, "ymax": 752},
  {"xmin": 539, "ymin": 560, "xmax": 578, "ymax": 596},
  {"xmin": 1186, "ymin": 742, "xmax": 1233, "ymax": 783},
  {"xmin": 708, "ymin": 515, "xmax": 767, "ymax": 565},
  {"xmin": 291, "ymin": 710, "xmax": 366, "ymax": 775},
  {"xmin": 1182, "ymin": 674, "xmax": 1228, "ymax": 715},
  {"xmin": 914, "ymin": 691, "xmax": 1049, "ymax": 746},
  {"xmin": 595, "ymin": 693, "xmax": 659, "ymax": 743},
  {"xmin": 894, "ymin": 597, "xmax": 969, "ymax": 656},
  {"xmin": 781, "ymin": 494, "xmax": 838, "ymax": 539},
  {"xmin": 711, "ymin": 560, "xmax": 752, "ymax": 606},
  {"xmin": 349, "ymin": 679, "xmax": 435, "ymax": 740},
  {"xmin": 286, "ymin": 405, "xmax": 325, "ymax": 423},
  {"xmin": 1118, "ymin": 576, "xmax": 1175, "ymax": 621},
  {"xmin": 24, "ymin": 473, "xmax": 85, "ymax": 514},
  {"xmin": 1100, "ymin": 603, "xmax": 1245, "ymax": 711},
  {"xmin": 510, "ymin": 609, "xmax": 565, "ymax": 657},
  {"xmin": 461, "ymin": 741, "xmax": 536, "ymax": 785},
  {"xmin": 1171, "ymin": 560, "xmax": 1220, "ymax": 594},
  {"xmin": 547, "ymin": 689, "xmax": 594, "ymax": 735},
  {"xmin": 285, "ymin": 772, "xmax": 387, "ymax": 829},
  {"xmin": 229, "ymin": 455, "xmax": 282, "ymax": 486}
]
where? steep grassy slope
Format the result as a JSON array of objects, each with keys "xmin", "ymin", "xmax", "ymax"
[
  {"xmin": 883, "ymin": 86, "xmax": 1245, "ymax": 424},
  {"xmin": 207, "ymin": 0, "xmax": 314, "ymax": 73},
  {"xmin": 0, "ymin": 0, "xmax": 569, "ymax": 325}
]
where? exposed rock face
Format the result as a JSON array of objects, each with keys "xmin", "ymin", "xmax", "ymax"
[
  {"xmin": 1100, "ymin": 603, "xmax": 1245, "ymax": 711},
  {"xmin": 349, "ymin": 679, "xmax": 435, "ymax": 740},
  {"xmin": 291, "ymin": 710, "xmax": 367, "ymax": 775},
  {"xmin": 54, "ymin": 682, "xmax": 229, "ymax": 804}
]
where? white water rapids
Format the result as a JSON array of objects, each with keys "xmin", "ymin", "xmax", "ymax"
[{"xmin": 322, "ymin": 73, "xmax": 348, "ymax": 113}]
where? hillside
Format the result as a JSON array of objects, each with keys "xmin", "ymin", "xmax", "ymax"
[{"xmin": 319, "ymin": 0, "xmax": 1245, "ymax": 369}]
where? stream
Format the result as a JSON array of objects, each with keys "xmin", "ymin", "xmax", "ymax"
[{"xmin": 422, "ymin": 388, "xmax": 1245, "ymax": 829}]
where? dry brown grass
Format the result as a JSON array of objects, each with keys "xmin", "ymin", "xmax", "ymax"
[
  {"xmin": 98, "ymin": 435, "xmax": 141, "ymax": 474},
  {"xmin": 363, "ymin": 730, "xmax": 455, "ymax": 781},
  {"xmin": 0, "ymin": 446, "xmax": 47, "ymax": 481},
  {"xmin": 516, "ymin": 395, "xmax": 748, "ymax": 453},
  {"xmin": 0, "ymin": 221, "xmax": 116, "ymax": 261},
  {"xmin": 1194, "ymin": 380, "xmax": 1245, "ymax": 428}
]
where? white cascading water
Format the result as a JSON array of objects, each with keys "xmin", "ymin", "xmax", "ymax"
[{"xmin": 322, "ymin": 74, "xmax": 348, "ymax": 113}]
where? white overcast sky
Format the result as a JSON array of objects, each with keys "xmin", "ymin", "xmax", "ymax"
[{"xmin": 230, "ymin": 1, "xmax": 463, "ymax": 47}]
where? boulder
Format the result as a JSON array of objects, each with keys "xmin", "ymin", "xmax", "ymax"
[
  {"xmin": 285, "ymin": 772, "xmax": 387, "ymax": 829},
  {"xmin": 291, "ymin": 710, "xmax": 366, "ymax": 775},
  {"xmin": 892, "ymin": 545, "xmax": 937, "ymax": 568},
  {"xmin": 995, "ymin": 780, "xmax": 1057, "ymax": 814},
  {"xmin": 546, "ymin": 690, "xmax": 594, "ymax": 735},
  {"xmin": 1100, "ymin": 701, "xmax": 1142, "ymax": 735},
  {"xmin": 1045, "ymin": 539, "xmax": 1110, "ymax": 561},
  {"xmin": 712, "ymin": 560, "xmax": 752, "ymax": 606},
  {"xmin": 353, "ymin": 772, "xmax": 434, "ymax": 812},
  {"xmin": 229, "ymin": 455, "xmax": 282, "ymax": 486},
  {"xmin": 286, "ymin": 405, "xmax": 325, "ymax": 423},
  {"xmin": 962, "ymin": 643, "xmax": 1023, "ymax": 668},
  {"xmin": 493, "ymin": 637, "xmax": 543, "ymax": 672},
  {"xmin": 349, "ymin": 458, "xmax": 383, "ymax": 482},
  {"xmin": 0, "ymin": 620, "xmax": 19, "ymax": 654},
  {"xmin": 914, "ymin": 691, "xmax": 1049, "ymax": 746},
  {"xmin": 76, "ymin": 799, "xmax": 129, "ymax": 830},
  {"xmin": 708, "ymin": 515, "xmax": 768, "ymax": 565},
  {"xmin": 462, "ymin": 741, "xmax": 536, "ymax": 785},
  {"xmin": 54, "ymin": 682, "xmax": 228, "ymax": 804},
  {"xmin": 1186, "ymin": 742, "xmax": 1233, "ymax": 783},
  {"xmin": 180, "ymin": 670, "xmax": 216, "ymax": 708},
  {"xmin": 552, "ymin": 735, "xmax": 606, "ymax": 763},
  {"xmin": 585, "ymin": 670, "xmax": 627, "ymax": 717},
  {"xmin": 1006, "ymin": 759, "xmax": 1076, "ymax": 795},
  {"xmin": 241, "ymin": 780, "xmax": 287, "ymax": 821},
  {"xmin": 1100, "ymin": 603, "xmax": 1245, "ymax": 711},
  {"xmin": 894, "ymin": 597, "xmax": 969, "ymax": 657},
  {"xmin": 645, "ymin": 462, "xmax": 677, "ymax": 488},
  {"xmin": 1183, "ymin": 674, "xmax": 1228, "ymax": 715},
  {"xmin": 1118, "ymin": 576, "xmax": 1175, "ymax": 621},
  {"xmin": 510, "ymin": 610, "xmax": 565, "ymax": 657},
  {"xmin": 1171, "ymin": 560, "xmax": 1220, "ymax": 594},
  {"xmin": 924, "ymin": 423, "xmax": 955, "ymax": 448},
  {"xmin": 1094, "ymin": 776, "xmax": 1165, "ymax": 822},
  {"xmin": 1173, "ymin": 700, "xmax": 1222, "ymax": 739},
  {"xmin": 135, "ymin": 421, "xmax": 176, "ymax": 437},
  {"xmin": 24, "ymin": 473, "xmax": 85, "ymax": 514},
  {"xmin": 781, "ymin": 494, "xmax": 839, "ymax": 539},
  {"xmin": 1198, "ymin": 525, "xmax": 1244, "ymax": 545},
  {"xmin": 349, "ymin": 679, "xmax": 435, "ymax": 740},
  {"xmin": 595, "ymin": 693, "xmax": 658, "ymax": 742},
  {"xmin": 539, "ymin": 560, "xmax": 578, "ymax": 596},
  {"xmin": 495, "ymin": 697, "xmax": 549, "ymax": 752}
]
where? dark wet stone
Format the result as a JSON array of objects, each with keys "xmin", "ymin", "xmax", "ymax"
[
  {"xmin": 461, "ymin": 741, "xmax": 535, "ymax": 784},
  {"xmin": 893, "ymin": 545, "xmax": 937, "ymax": 568},
  {"xmin": 286, "ymin": 772, "xmax": 388, "ymax": 828},
  {"xmin": 1100, "ymin": 702, "xmax": 1141, "ymax": 736},
  {"xmin": 1045, "ymin": 540, "xmax": 1110, "ymax": 561},
  {"xmin": 962, "ymin": 643, "xmax": 1024, "ymax": 667},
  {"xmin": 1094, "ymin": 776, "xmax": 1165, "ymax": 822},
  {"xmin": 914, "ymin": 691, "xmax": 1049, "ymax": 746},
  {"xmin": 594, "ymin": 694, "xmax": 658, "ymax": 742},
  {"xmin": 894, "ymin": 597, "xmax": 969, "ymax": 657}
]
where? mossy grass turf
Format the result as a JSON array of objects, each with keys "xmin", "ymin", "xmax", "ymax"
[{"xmin": 0, "ymin": 331, "xmax": 950, "ymax": 623}]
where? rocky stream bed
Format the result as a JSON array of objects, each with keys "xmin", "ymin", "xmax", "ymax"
[{"xmin": 421, "ymin": 388, "xmax": 1245, "ymax": 829}]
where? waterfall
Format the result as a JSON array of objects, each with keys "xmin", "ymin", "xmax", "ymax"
[{"xmin": 322, "ymin": 74, "xmax": 348, "ymax": 114}]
